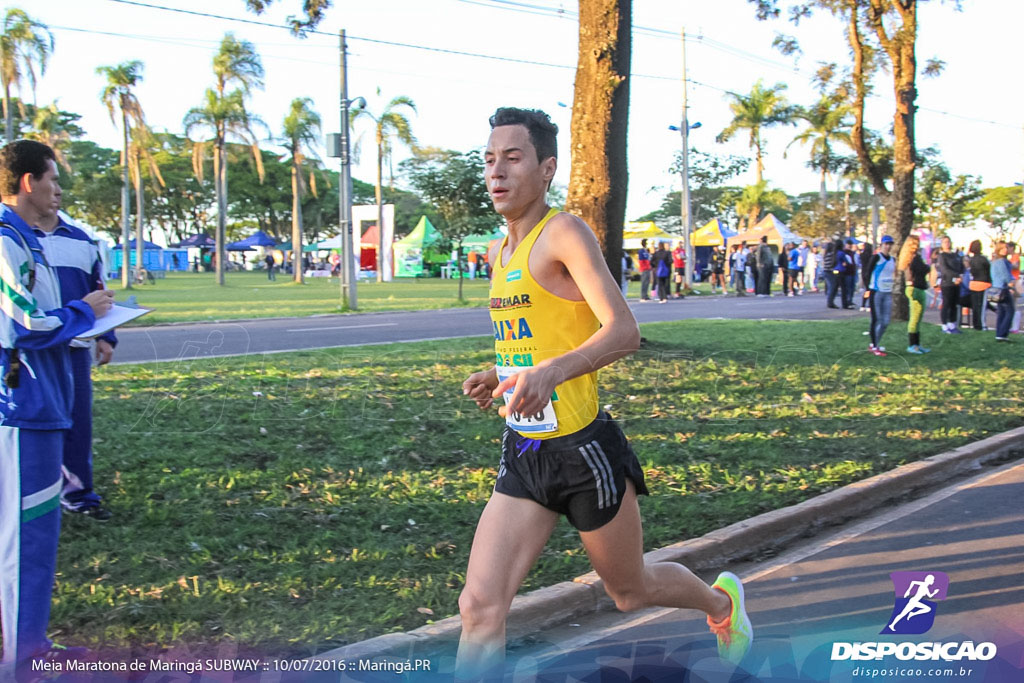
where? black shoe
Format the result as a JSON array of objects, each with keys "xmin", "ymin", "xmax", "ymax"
[
  {"xmin": 69, "ymin": 505, "xmax": 113, "ymax": 521},
  {"xmin": 827, "ymin": 303, "xmax": 840, "ymax": 309},
  {"xmin": 843, "ymin": 304, "xmax": 856, "ymax": 309}
]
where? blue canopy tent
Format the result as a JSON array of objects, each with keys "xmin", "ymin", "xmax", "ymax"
[
  {"xmin": 226, "ymin": 230, "xmax": 276, "ymax": 251},
  {"xmin": 111, "ymin": 240, "xmax": 187, "ymax": 272},
  {"xmin": 174, "ymin": 233, "xmax": 216, "ymax": 248}
]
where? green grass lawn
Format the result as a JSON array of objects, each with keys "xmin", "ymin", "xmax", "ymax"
[
  {"xmin": 107, "ymin": 272, "xmax": 492, "ymax": 324},
  {"xmin": 55, "ymin": 319, "xmax": 1023, "ymax": 658},
  {"xmin": 105, "ymin": 272, "xmax": 730, "ymax": 324}
]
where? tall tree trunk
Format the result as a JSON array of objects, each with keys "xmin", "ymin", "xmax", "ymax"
[
  {"xmin": 754, "ymin": 135, "xmax": 764, "ymax": 185},
  {"xmin": 215, "ymin": 136, "xmax": 227, "ymax": 286},
  {"xmin": 564, "ymin": 0, "xmax": 631, "ymax": 287},
  {"xmin": 820, "ymin": 168, "xmax": 828, "ymax": 210},
  {"xmin": 3, "ymin": 85, "xmax": 12, "ymax": 143},
  {"xmin": 375, "ymin": 137, "xmax": 384, "ymax": 283},
  {"xmin": 135, "ymin": 150, "xmax": 146, "ymax": 284},
  {"xmin": 292, "ymin": 160, "xmax": 304, "ymax": 284},
  {"xmin": 120, "ymin": 106, "xmax": 132, "ymax": 289}
]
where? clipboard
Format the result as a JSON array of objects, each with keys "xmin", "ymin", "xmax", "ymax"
[{"xmin": 74, "ymin": 303, "xmax": 152, "ymax": 340}]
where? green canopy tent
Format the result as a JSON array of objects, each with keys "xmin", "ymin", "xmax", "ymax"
[{"xmin": 394, "ymin": 216, "xmax": 446, "ymax": 277}]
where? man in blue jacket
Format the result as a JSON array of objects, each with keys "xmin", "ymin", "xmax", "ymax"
[
  {"xmin": 0, "ymin": 140, "xmax": 113, "ymax": 672},
  {"xmin": 36, "ymin": 210, "xmax": 117, "ymax": 520}
]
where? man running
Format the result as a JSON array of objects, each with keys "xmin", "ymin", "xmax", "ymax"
[{"xmin": 458, "ymin": 108, "xmax": 752, "ymax": 678}]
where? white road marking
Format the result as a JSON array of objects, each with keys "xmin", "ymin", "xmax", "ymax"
[{"xmin": 285, "ymin": 323, "xmax": 398, "ymax": 332}]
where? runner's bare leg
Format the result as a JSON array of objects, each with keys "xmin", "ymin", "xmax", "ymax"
[
  {"xmin": 579, "ymin": 481, "xmax": 731, "ymax": 619},
  {"xmin": 456, "ymin": 492, "xmax": 560, "ymax": 678}
]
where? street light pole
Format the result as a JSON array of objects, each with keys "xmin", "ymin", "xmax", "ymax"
[
  {"xmin": 680, "ymin": 27, "xmax": 695, "ymax": 289},
  {"xmin": 338, "ymin": 29, "xmax": 359, "ymax": 310}
]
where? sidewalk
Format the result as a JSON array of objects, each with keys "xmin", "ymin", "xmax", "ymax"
[{"xmin": 320, "ymin": 425, "xmax": 1024, "ymax": 666}]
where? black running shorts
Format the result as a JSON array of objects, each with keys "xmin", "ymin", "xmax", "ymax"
[{"xmin": 494, "ymin": 412, "xmax": 649, "ymax": 532}]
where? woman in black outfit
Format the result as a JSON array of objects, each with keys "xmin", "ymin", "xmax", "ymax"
[
  {"xmin": 936, "ymin": 236, "xmax": 964, "ymax": 333},
  {"xmin": 859, "ymin": 243, "xmax": 874, "ymax": 310},
  {"xmin": 967, "ymin": 239, "xmax": 992, "ymax": 331},
  {"xmin": 651, "ymin": 241, "xmax": 673, "ymax": 304}
]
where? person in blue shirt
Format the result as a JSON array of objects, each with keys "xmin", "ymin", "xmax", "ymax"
[
  {"xmin": 0, "ymin": 141, "xmax": 113, "ymax": 672},
  {"xmin": 867, "ymin": 235, "xmax": 896, "ymax": 356},
  {"xmin": 787, "ymin": 243, "xmax": 801, "ymax": 296},
  {"xmin": 990, "ymin": 240, "xmax": 1016, "ymax": 341},
  {"xmin": 35, "ymin": 210, "xmax": 117, "ymax": 520}
]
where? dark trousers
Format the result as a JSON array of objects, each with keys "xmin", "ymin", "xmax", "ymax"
[
  {"xmin": 825, "ymin": 271, "xmax": 839, "ymax": 306},
  {"xmin": 996, "ymin": 293, "xmax": 1015, "ymax": 338},
  {"xmin": 656, "ymin": 276, "xmax": 670, "ymax": 301},
  {"xmin": 971, "ymin": 290, "xmax": 988, "ymax": 330},
  {"xmin": 841, "ymin": 274, "xmax": 855, "ymax": 307},
  {"xmin": 940, "ymin": 285, "xmax": 959, "ymax": 325},
  {"xmin": 757, "ymin": 266, "xmax": 773, "ymax": 295},
  {"xmin": 639, "ymin": 270, "xmax": 651, "ymax": 300}
]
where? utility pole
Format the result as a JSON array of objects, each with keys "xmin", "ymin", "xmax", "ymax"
[
  {"xmin": 120, "ymin": 107, "xmax": 132, "ymax": 289},
  {"xmin": 338, "ymin": 29, "xmax": 357, "ymax": 310},
  {"xmin": 679, "ymin": 27, "xmax": 694, "ymax": 290}
]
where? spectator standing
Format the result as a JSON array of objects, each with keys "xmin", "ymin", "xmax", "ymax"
[
  {"xmin": 967, "ymin": 240, "xmax": 992, "ymax": 331},
  {"xmin": 900, "ymin": 234, "xmax": 931, "ymax": 354},
  {"xmin": 840, "ymin": 239, "xmax": 858, "ymax": 309},
  {"xmin": 990, "ymin": 240, "xmax": 1016, "ymax": 342},
  {"xmin": 709, "ymin": 245, "xmax": 726, "ymax": 294},
  {"xmin": 777, "ymin": 244, "xmax": 790, "ymax": 295},
  {"xmin": 804, "ymin": 244, "xmax": 819, "ymax": 292},
  {"xmin": 0, "ymin": 140, "xmax": 114, "ymax": 671},
  {"xmin": 867, "ymin": 235, "xmax": 896, "ymax": 355},
  {"xmin": 637, "ymin": 239, "xmax": 652, "ymax": 302},
  {"xmin": 787, "ymin": 242, "xmax": 801, "ymax": 296},
  {"xmin": 1008, "ymin": 242, "xmax": 1021, "ymax": 334},
  {"xmin": 35, "ymin": 212, "xmax": 117, "ymax": 521},
  {"xmin": 264, "ymin": 252, "xmax": 275, "ymax": 281},
  {"xmin": 652, "ymin": 241, "xmax": 672, "ymax": 304},
  {"xmin": 935, "ymin": 236, "xmax": 964, "ymax": 334},
  {"xmin": 822, "ymin": 237, "xmax": 841, "ymax": 307},
  {"xmin": 749, "ymin": 241, "xmax": 757, "ymax": 292},
  {"xmin": 733, "ymin": 243, "xmax": 748, "ymax": 296},
  {"xmin": 756, "ymin": 236, "xmax": 773, "ymax": 297},
  {"xmin": 858, "ymin": 243, "xmax": 874, "ymax": 310},
  {"xmin": 672, "ymin": 240, "xmax": 686, "ymax": 298},
  {"xmin": 620, "ymin": 251, "xmax": 632, "ymax": 297}
]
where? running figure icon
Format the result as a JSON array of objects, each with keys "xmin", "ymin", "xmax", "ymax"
[
  {"xmin": 881, "ymin": 571, "xmax": 949, "ymax": 635},
  {"xmin": 888, "ymin": 574, "xmax": 939, "ymax": 631}
]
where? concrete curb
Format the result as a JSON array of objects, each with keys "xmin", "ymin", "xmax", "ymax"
[{"xmin": 319, "ymin": 425, "xmax": 1024, "ymax": 661}]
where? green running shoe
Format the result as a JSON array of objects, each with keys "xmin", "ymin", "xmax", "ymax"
[{"xmin": 706, "ymin": 571, "xmax": 753, "ymax": 665}]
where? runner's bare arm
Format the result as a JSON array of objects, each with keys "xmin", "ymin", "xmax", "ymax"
[
  {"xmin": 460, "ymin": 239, "xmax": 505, "ymax": 410},
  {"xmin": 494, "ymin": 214, "xmax": 640, "ymax": 418}
]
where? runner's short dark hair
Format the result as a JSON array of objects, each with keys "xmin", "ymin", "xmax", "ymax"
[
  {"xmin": 489, "ymin": 107, "xmax": 558, "ymax": 162},
  {"xmin": 0, "ymin": 140, "xmax": 56, "ymax": 197}
]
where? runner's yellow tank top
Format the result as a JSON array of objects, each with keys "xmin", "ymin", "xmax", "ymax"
[{"xmin": 489, "ymin": 208, "xmax": 600, "ymax": 439}]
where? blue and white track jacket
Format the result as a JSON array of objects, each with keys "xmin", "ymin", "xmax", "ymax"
[
  {"xmin": 0, "ymin": 205, "xmax": 95, "ymax": 430},
  {"xmin": 34, "ymin": 214, "xmax": 116, "ymax": 350}
]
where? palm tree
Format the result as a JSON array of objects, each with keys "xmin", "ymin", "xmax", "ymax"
[
  {"xmin": 281, "ymin": 97, "xmax": 322, "ymax": 284},
  {"xmin": 351, "ymin": 94, "xmax": 416, "ymax": 282},
  {"xmin": 735, "ymin": 181, "xmax": 790, "ymax": 230},
  {"xmin": 787, "ymin": 94, "xmax": 852, "ymax": 209},
  {"xmin": 717, "ymin": 80, "xmax": 796, "ymax": 185},
  {"xmin": 183, "ymin": 34, "xmax": 265, "ymax": 286},
  {"xmin": 1, "ymin": 8, "xmax": 53, "ymax": 142},
  {"xmin": 98, "ymin": 60, "xmax": 150, "ymax": 288},
  {"xmin": 26, "ymin": 102, "xmax": 72, "ymax": 171}
]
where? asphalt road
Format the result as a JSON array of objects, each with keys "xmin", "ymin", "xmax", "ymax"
[
  {"xmin": 109, "ymin": 291, "xmax": 931, "ymax": 364},
  {"xmin": 514, "ymin": 458, "xmax": 1024, "ymax": 682}
]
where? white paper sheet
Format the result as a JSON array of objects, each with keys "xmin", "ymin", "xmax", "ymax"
[{"xmin": 74, "ymin": 303, "xmax": 152, "ymax": 340}]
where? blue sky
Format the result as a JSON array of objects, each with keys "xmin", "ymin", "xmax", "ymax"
[{"xmin": 21, "ymin": 0, "xmax": 1024, "ymax": 221}]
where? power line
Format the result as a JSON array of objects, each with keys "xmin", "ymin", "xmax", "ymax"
[{"xmin": 101, "ymin": 0, "xmax": 1018, "ymax": 130}]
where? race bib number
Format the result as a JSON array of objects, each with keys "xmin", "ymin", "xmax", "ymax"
[{"xmin": 495, "ymin": 365, "xmax": 558, "ymax": 433}]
